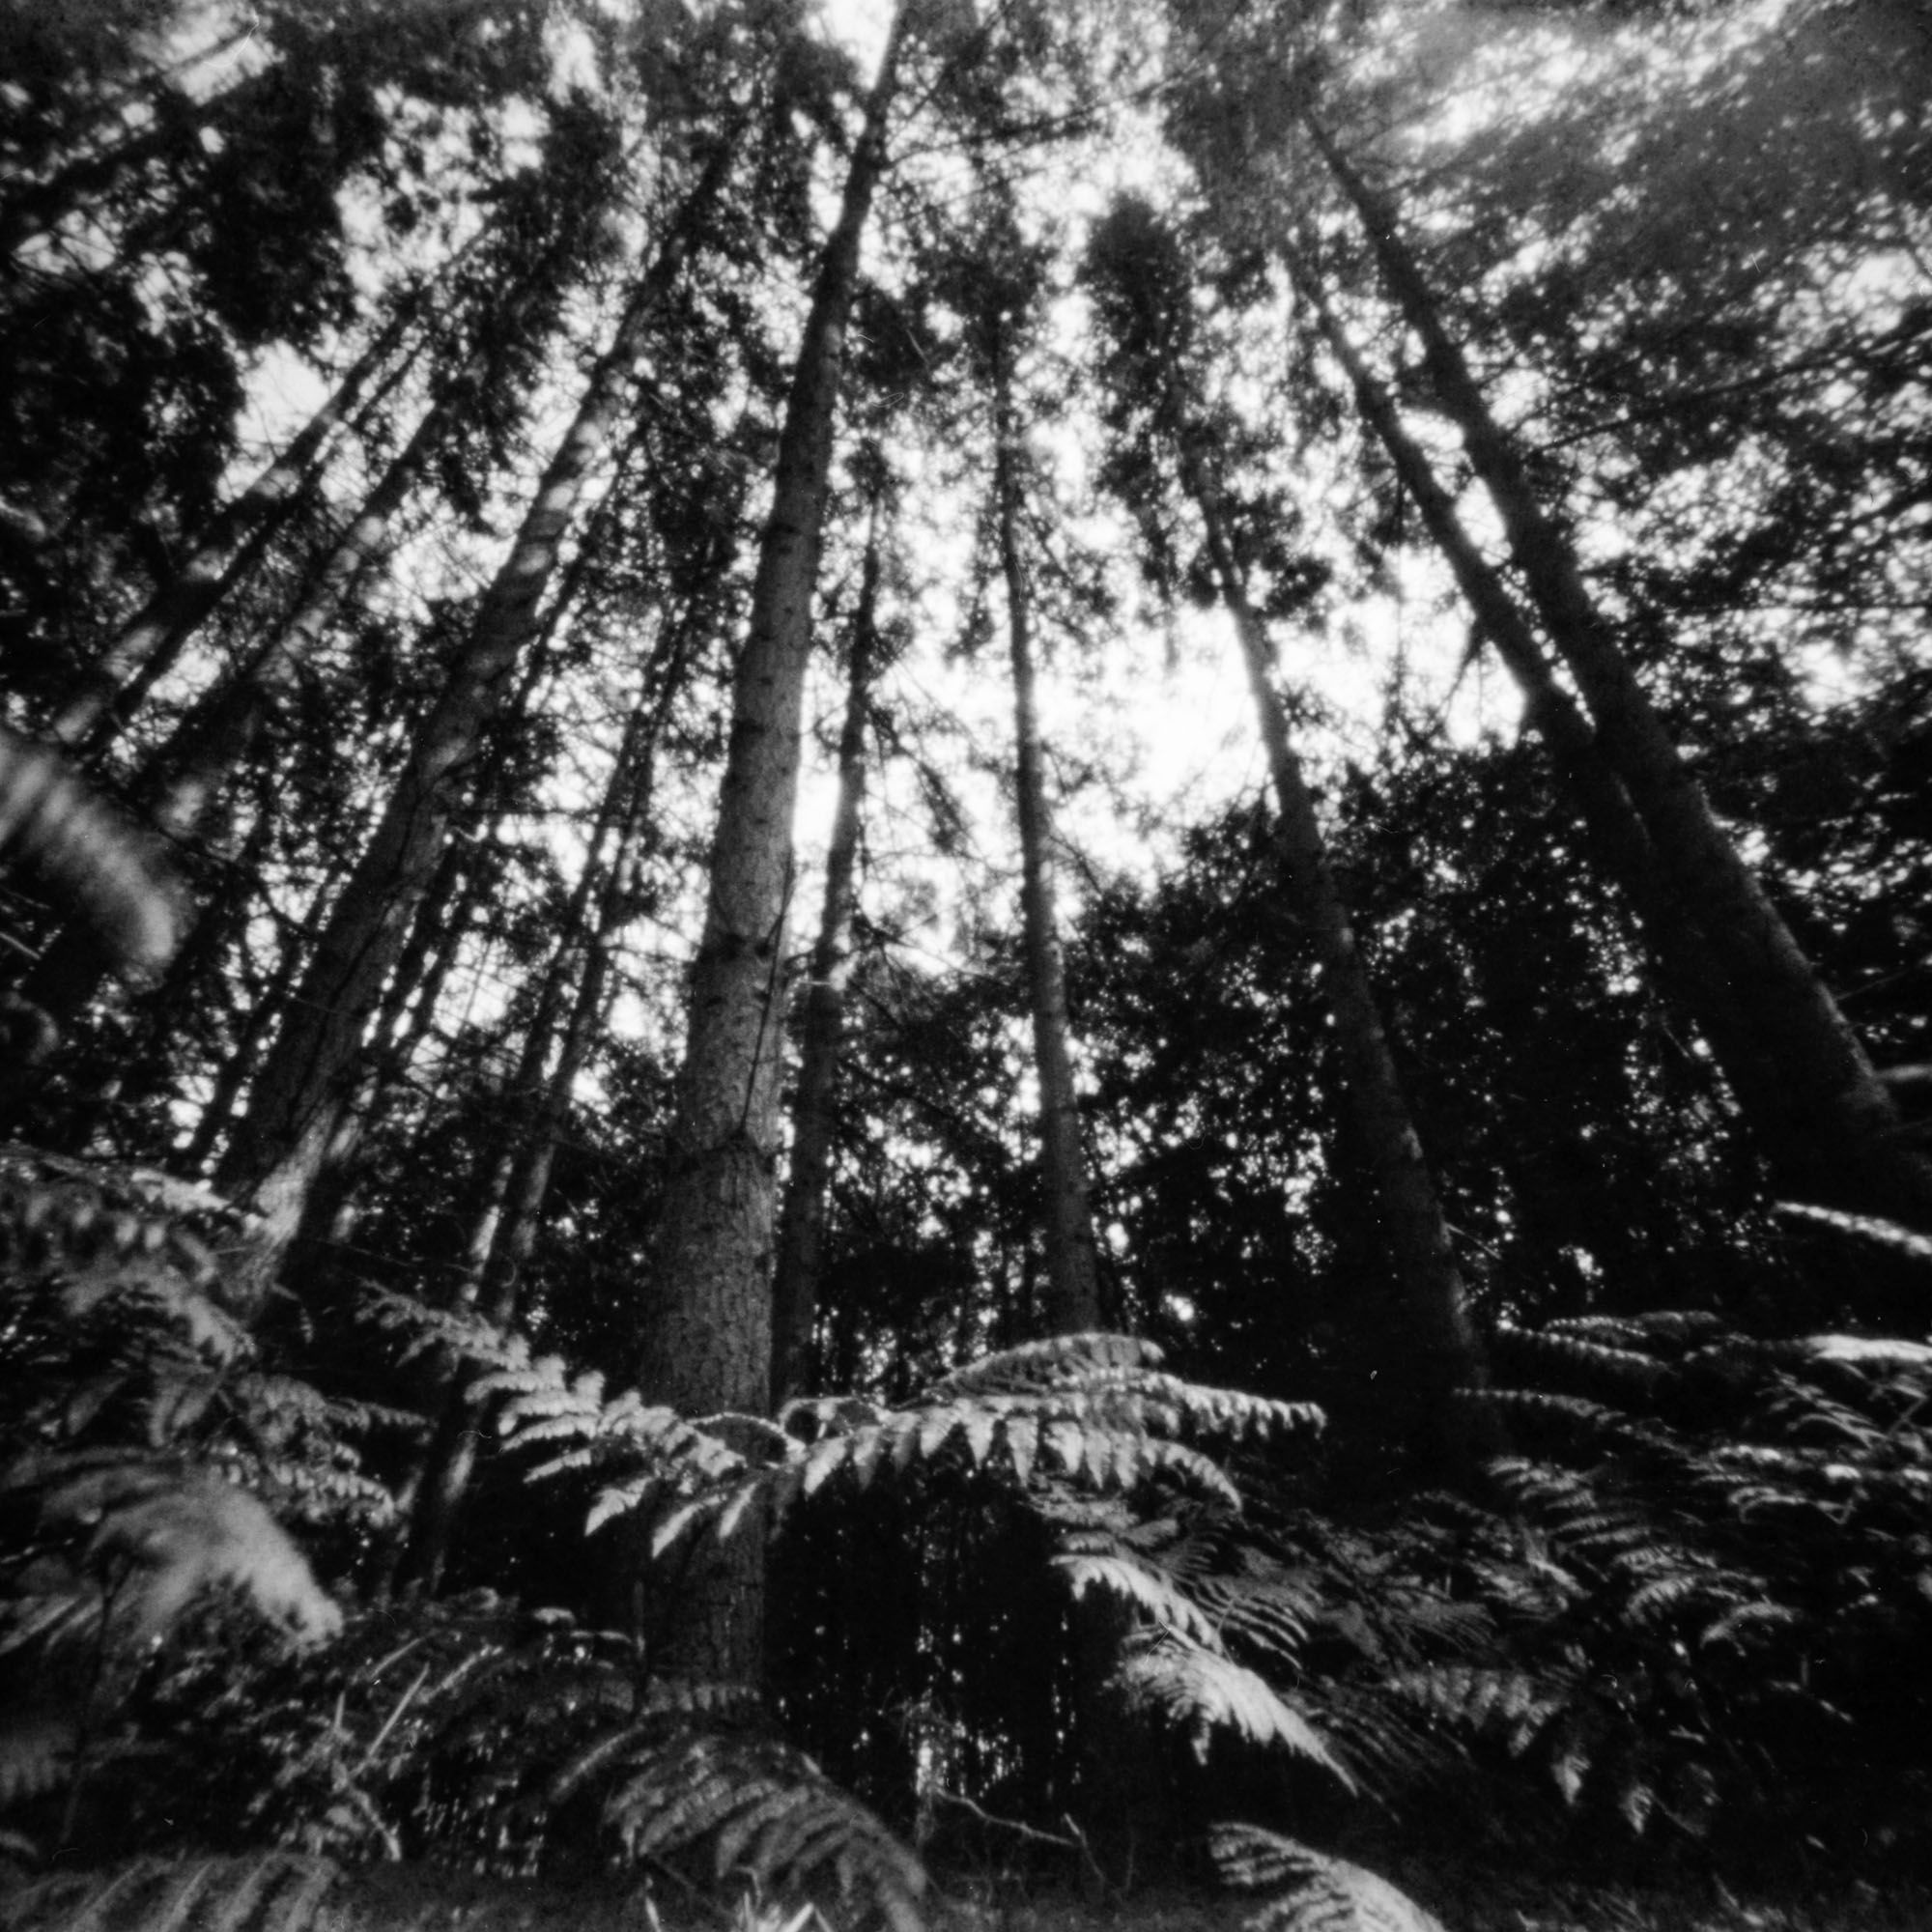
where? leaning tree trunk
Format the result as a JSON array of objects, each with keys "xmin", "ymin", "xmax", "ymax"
[
  {"xmin": 771, "ymin": 503, "xmax": 883, "ymax": 1406},
  {"xmin": 1310, "ymin": 121, "xmax": 1932, "ymax": 1231},
  {"xmin": 1179, "ymin": 445, "xmax": 1492, "ymax": 1474},
  {"xmin": 216, "ymin": 145, "xmax": 736, "ymax": 1301},
  {"xmin": 634, "ymin": 13, "xmax": 907, "ymax": 1684},
  {"xmin": 396, "ymin": 730, "xmax": 631, "ymax": 1596},
  {"xmin": 6, "ymin": 327, "xmax": 597, "ymax": 1122},
  {"xmin": 50, "ymin": 296, "xmax": 423, "ymax": 753},
  {"xmin": 403, "ymin": 656, "xmax": 675, "ymax": 1596},
  {"xmin": 990, "ymin": 340, "xmax": 1105, "ymax": 1338},
  {"xmin": 1286, "ymin": 253, "xmax": 1795, "ymax": 1148}
]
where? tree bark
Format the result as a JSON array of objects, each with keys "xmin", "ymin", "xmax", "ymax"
[
  {"xmin": 771, "ymin": 504, "xmax": 882, "ymax": 1406},
  {"xmin": 1287, "ymin": 253, "xmax": 1794, "ymax": 1146},
  {"xmin": 635, "ymin": 13, "xmax": 907, "ymax": 1683},
  {"xmin": 1178, "ymin": 446, "xmax": 1492, "ymax": 1472},
  {"xmin": 1310, "ymin": 121, "xmax": 1932, "ymax": 1230},
  {"xmin": 403, "ymin": 664, "xmax": 672, "ymax": 1595},
  {"xmin": 991, "ymin": 340, "xmax": 1105, "ymax": 1338},
  {"xmin": 215, "ymin": 143, "xmax": 736, "ymax": 1300}
]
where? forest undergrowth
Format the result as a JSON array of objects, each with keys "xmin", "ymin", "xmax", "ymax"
[{"xmin": 6, "ymin": 1146, "xmax": 1932, "ymax": 1931}]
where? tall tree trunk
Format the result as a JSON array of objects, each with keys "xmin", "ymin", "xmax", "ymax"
[
  {"xmin": 771, "ymin": 505, "xmax": 883, "ymax": 1406},
  {"xmin": 635, "ymin": 15, "xmax": 906, "ymax": 1684},
  {"xmin": 1286, "ymin": 252, "xmax": 1792, "ymax": 1142},
  {"xmin": 1179, "ymin": 451, "xmax": 1492, "ymax": 1474},
  {"xmin": 50, "ymin": 298, "xmax": 421, "ymax": 753},
  {"xmin": 990, "ymin": 342, "xmax": 1104, "ymax": 1338},
  {"xmin": 1310, "ymin": 122, "xmax": 1932, "ymax": 1231},
  {"xmin": 404, "ymin": 626, "xmax": 686, "ymax": 1593},
  {"xmin": 215, "ymin": 149, "xmax": 735, "ymax": 1299}
]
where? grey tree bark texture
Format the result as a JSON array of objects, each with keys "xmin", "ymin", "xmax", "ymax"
[
  {"xmin": 770, "ymin": 497, "xmax": 883, "ymax": 1407},
  {"xmin": 631, "ymin": 14, "xmax": 908, "ymax": 1682},
  {"xmin": 991, "ymin": 335, "xmax": 1106, "ymax": 1338}
]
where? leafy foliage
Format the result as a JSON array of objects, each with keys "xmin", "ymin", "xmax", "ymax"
[
  {"xmin": 0, "ymin": 1148, "xmax": 359, "ymax": 1859},
  {"xmin": 132, "ymin": 1590, "xmax": 926, "ymax": 1926},
  {"xmin": 0, "ymin": 1850, "xmax": 342, "ymax": 1932},
  {"xmin": 1372, "ymin": 1311, "xmax": 1932, "ymax": 1847},
  {"xmin": 1211, "ymin": 1822, "xmax": 1448, "ymax": 1932},
  {"xmin": 484, "ymin": 1329, "xmax": 1320, "ymax": 1559}
]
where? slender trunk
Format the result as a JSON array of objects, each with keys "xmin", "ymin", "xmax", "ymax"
[
  {"xmin": 9, "ymin": 343, "xmax": 466, "ymax": 1057},
  {"xmin": 1311, "ymin": 122, "xmax": 1932, "ymax": 1230},
  {"xmin": 51, "ymin": 302, "xmax": 421, "ymax": 753},
  {"xmin": 406, "ymin": 645, "xmax": 679, "ymax": 1593},
  {"xmin": 142, "ymin": 368, "xmax": 476, "ymax": 838},
  {"xmin": 215, "ymin": 153, "xmax": 733, "ymax": 1298},
  {"xmin": 636, "ymin": 15, "xmax": 905, "ymax": 1683},
  {"xmin": 1289, "ymin": 255, "xmax": 1793, "ymax": 1138},
  {"xmin": 991, "ymin": 345, "xmax": 1104, "ymax": 1338},
  {"xmin": 771, "ymin": 512, "xmax": 881, "ymax": 1406},
  {"xmin": 180, "ymin": 929, "xmax": 302, "ymax": 1174},
  {"xmin": 1179, "ymin": 446, "xmax": 1492, "ymax": 1470}
]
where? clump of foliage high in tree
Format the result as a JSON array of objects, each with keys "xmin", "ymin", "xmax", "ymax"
[{"xmin": 4, "ymin": 0, "xmax": 1931, "ymax": 1925}]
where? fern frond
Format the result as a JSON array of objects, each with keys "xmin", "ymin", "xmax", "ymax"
[
  {"xmin": 1622, "ymin": 1569, "xmax": 1747, "ymax": 1630},
  {"xmin": 1056, "ymin": 1551, "xmax": 1225, "ymax": 1647},
  {"xmin": 1187, "ymin": 1572, "xmax": 1321, "ymax": 1670},
  {"xmin": 3, "ymin": 1461, "xmax": 341, "ymax": 1651},
  {"xmin": 599, "ymin": 1729, "xmax": 926, "ymax": 1921},
  {"xmin": 1303, "ymin": 1681, "xmax": 1467, "ymax": 1808},
  {"xmin": 1462, "ymin": 1387, "xmax": 1641, "ymax": 1449},
  {"xmin": 1548, "ymin": 1310, "xmax": 1726, "ymax": 1350},
  {"xmin": 359, "ymin": 1289, "xmax": 531, "ymax": 1372},
  {"xmin": 1208, "ymin": 1823, "xmax": 1448, "ymax": 1932},
  {"xmin": 1385, "ymin": 1663, "xmax": 1566, "ymax": 1756},
  {"xmin": 928, "ymin": 1331, "xmax": 1162, "ymax": 1398},
  {"xmin": 0, "ymin": 723, "xmax": 183, "ymax": 979},
  {"xmin": 1776, "ymin": 1200, "xmax": 1932, "ymax": 1262},
  {"xmin": 1494, "ymin": 1331, "xmax": 1668, "ymax": 1406},
  {"xmin": 1116, "ymin": 1634, "xmax": 1354, "ymax": 1787},
  {"xmin": 0, "ymin": 1852, "xmax": 340, "ymax": 1932}
]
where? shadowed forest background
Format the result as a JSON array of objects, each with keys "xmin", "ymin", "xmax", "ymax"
[{"xmin": 2, "ymin": 1, "xmax": 1931, "ymax": 1928}]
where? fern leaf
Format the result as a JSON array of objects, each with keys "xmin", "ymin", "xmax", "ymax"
[
  {"xmin": 0, "ymin": 1853, "xmax": 341, "ymax": 1932},
  {"xmin": 1056, "ymin": 1551, "xmax": 1225, "ymax": 1647},
  {"xmin": 929, "ymin": 1331, "xmax": 1161, "ymax": 1399},
  {"xmin": 1002, "ymin": 1414, "xmax": 1039, "ymax": 1487},
  {"xmin": 1386, "ymin": 1664, "xmax": 1565, "ymax": 1756},
  {"xmin": 801, "ymin": 1434, "xmax": 848, "ymax": 1498},
  {"xmin": 0, "ymin": 723, "xmax": 183, "ymax": 979},
  {"xmin": 1117, "ymin": 1635, "xmax": 1354, "ymax": 1787},
  {"xmin": 652, "ymin": 1496, "xmax": 713, "ymax": 1557},
  {"xmin": 614, "ymin": 1757, "xmax": 742, "ymax": 1858},
  {"xmin": 714, "ymin": 1479, "xmax": 766, "ymax": 1546},
  {"xmin": 1776, "ymin": 1200, "xmax": 1932, "ymax": 1262},
  {"xmin": 16, "ymin": 1463, "xmax": 341, "ymax": 1649},
  {"xmin": 586, "ymin": 1474, "xmax": 664, "ymax": 1535},
  {"xmin": 1209, "ymin": 1824, "xmax": 1447, "ymax": 1932},
  {"xmin": 1496, "ymin": 1331, "xmax": 1668, "ymax": 1404}
]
